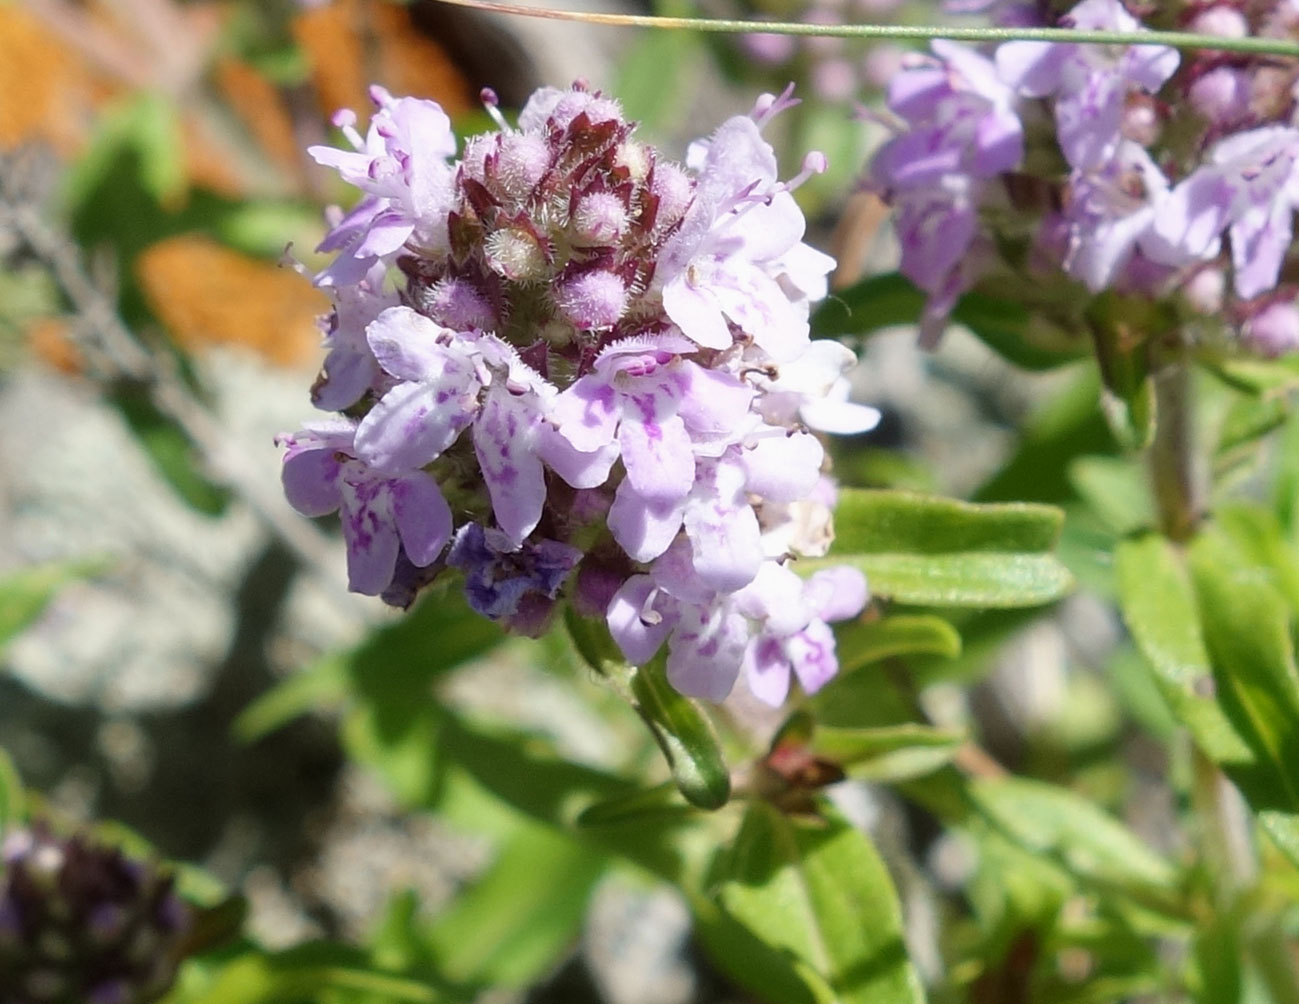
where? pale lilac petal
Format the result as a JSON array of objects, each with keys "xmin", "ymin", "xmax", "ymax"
[
  {"xmin": 744, "ymin": 636, "xmax": 792, "ymax": 706},
  {"xmin": 552, "ymin": 378, "xmax": 620, "ymax": 452},
  {"xmin": 391, "ymin": 470, "xmax": 452, "ymax": 566},
  {"xmin": 804, "ymin": 566, "xmax": 869, "ymax": 622},
  {"xmin": 742, "ymin": 433, "xmax": 824, "ymax": 502},
  {"xmin": 607, "ymin": 576, "xmax": 674, "ymax": 665},
  {"xmin": 676, "ymin": 364, "xmax": 754, "ymax": 440},
  {"xmin": 314, "ymin": 344, "xmax": 379, "ymax": 412},
  {"xmin": 536, "ymin": 426, "xmax": 617, "ymax": 489},
  {"xmin": 366, "ymin": 306, "xmax": 457, "ymax": 382},
  {"xmin": 800, "ymin": 398, "xmax": 881, "ymax": 435},
  {"xmin": 1230, "ymin": 202, "xmax": 1293, "ymax": 299},
  {"xmin": 339, "ymin": 481, "xmax": 400, "ymax": 595},
  {"xmin": 662, "ymin": 280, "xmax": 733, "ymax": 350},
  {"xmin": 282, "ymin": 448, "xmax": 343, "ymax": 516},
  {"xmin": 666, "ymin": 605, "xmax": 748, "ymax": 701},
  {"xmin": 787, "ymin": 620, "xmax": 839, "ymax": 694},
  {"xmin": 995, "ymin": 40, "xmax": 1067, "ymax": 96},
  {"xmin": 355, "ymin": 380, "xmax": 475, "ymax": 472},
  {"xmin": 735, "ymin": 561, "xmax": 811, "ymax": 637},
  {"xmin": 475, "ymin": 384, "xmax": 547, "ymax": 544},
  {"xmin": 619, "ymin": 411, "xmax": 695, "ymax": 502},
  {"xmin": 684, "ymin": 480, "xmax": 764, "ymax": 594},
  {"xmin": 608, "ymin": 481, "xmax": 686, "ymax": 562}
]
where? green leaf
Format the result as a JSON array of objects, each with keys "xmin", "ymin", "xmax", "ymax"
[
  {"xmin": 835, "ymin": 615, "xmax": 961, "ymax": 673},
  {"xmin": 811, "ymin": 273, "xmax": 926, "ymax": 340},
  {"xmin": 235, "ymin": 586, "xmax": 502, "ymax": 742},
  {"xmin": 566, "ymin": 611, "xmax": 730, "ymax": 810},
  {"xmin": 0, "ymin": 748, "xmax": 22, "ymax": 833},
  {"xmin": 1189, "ymin": 531, "xmax": 1299, "ymax": 814},
  {"xmin": 0, "ymin": 559, "xmax": 104, "ymax": 654},
  {"xmin": 615, "ymin": 9, "xmax": 707, "ymax": 131},
  {"xmin": 181, "ymin": 946, "xmax": 442, "ymax": 1004},
  {"xmin": 809, "ymin": 724, "xmax": 965, "ymax": 782},
  {"xmin": 968, "ymin": 777, "xmax": 1180, "ymax": 899},
  {"xmin": 427, "ymin": 820, "xmax": 604, "ymax": 988},
  {"xmin": 1216, "ymin": 393, "xmax": 1288, "ymax": 459},
  {"xmin": 65, "ymin": 93, "xmax": 185, "ymax": 212},
  {"xmin": 576, "ymin": 782, "xmax": 695, "ymax": 827},
  {"xmin": 952, "ymin": 291, "xmax": 1087, "ymax": 371},
  {"xmin": 1086, "ymin": 292, "xmax": 1163, "ymax": 452},
  {"xmin": 1114, "ymin": 534, "xmax": 1253, "ymax": 766},
  {"xmin": 716, "ymin": 801, "xmax": 926, "ymax": 1004},
  {"xmin": 806, "ymin": 552, "xmax": 1073, "ymax": 608},
  {"xmin": 813, "ymin": 490, "xmax": 1072, "ymax": 607},
  {"xmin": 831, "ymin": 490, "xmax": 1064, "ymax": 555},
  {"xmin": 113, "ymin": 388, "xmax": 230, "ymax": 516},
  {"xmin": 1068, "ymin": 456, "xmax": 1154, "ymax": 536}
]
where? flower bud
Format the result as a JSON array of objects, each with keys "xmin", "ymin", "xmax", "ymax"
[
  {"xmin": 1243, "ymin": 298, "xmax": 1299, "ymax": 356},
  {"xmin": 555, "ymin": 269, "xmax": 628, "ymax": 330},
  {"xmin": 573, "ymin": 191, "xmax": 628, "ymax": 245},
  {"xmin": 485, "ymin": 225, "xmax": 549, "ymax": 281}
]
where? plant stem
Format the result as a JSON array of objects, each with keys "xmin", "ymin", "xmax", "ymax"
[
  {"xmin": 430, "ymin": 0, "xmax": 1299, "ymax": 58},
  {"xmin": 1148, "ymin": 354, "xmax": 1203, "ymax": 543}
]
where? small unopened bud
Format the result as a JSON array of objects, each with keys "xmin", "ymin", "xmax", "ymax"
[
  {"xmin": 424, "ymin": 277, "xmax": 497, "ymax": 331},
  {"xmin": 555, "ymin": 270, "xmax": 628, "ymax": 330},
  {"xmin": 573, "ymin": 191, "xmax": 628, "ymax": 244},
  {"xmin": 651, "ymin": 162, "xmax": 693, "ymax": 229},
  {"xmin": 1121, "ymin": 94, "xmax": 1161, "ymax": 146},
  {"xmin": 1188, "ymin": 66, "xmax": 1251, "ymax": 126},
  {"xmin": 486, "ymin": 226, "xmax": 550, "ymax": 281},
  {"xmin": 1189, "ymin": 4, "xmax": 1249, "ymax": 37},
  {"xmin": 614, "ymin": 140, "xmax": 650, "ymax": 182},
  {"xmin": 494, "ymin": 132, "xmax": 551, "ymax": 193},
  {"xmin": 1184, "ymin": 266, "xmax": 1226, "ymax": 315}
]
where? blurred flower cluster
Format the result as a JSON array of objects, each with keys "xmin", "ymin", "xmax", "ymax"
[
  {"xmin": 282, "ymin": 82, "xmax": 880, "ymax": 704},
  {"xmin": 0, "ymin": 825, "xmax": 191, "ymax": 1004},
  {"xmin": 871, "ymin": 0, "xmax": 1299, "ymax": 354}
]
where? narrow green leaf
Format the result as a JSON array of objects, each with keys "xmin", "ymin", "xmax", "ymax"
[
  {"xmin": 1068, "ymin": 456, "xmax": 1153, "ymax": 537},
  {"xmin": 0, "ymin": 748, "xmax": 22, "ymax": 833},
  {"xmin": 1190, "ymin": 532, "xmax": 1299, "ymax": 812},
  {"xmin": 566, "ymin": 611, "xmax": 730, "ymax": 810},
  {"xmin": 831, "ymin": 490, "xmax": 1063, "ymax": 555},
  {"xmin": 969, "ymin": 777, "xmax": 1180, "ymax": 898},
  {"xmin": 630, "ymin": 658, "xmax": 731, "ymax": 809},
  {"xmin": 717, "ymin": 801, "xmax": 926, "ymax": 1004},
  {"xmin": 952, "ymin": 291, "xmax": 1087, "ymax": 371},
  {"xmin": 0, "ymin": 559, "xmax": 104, "ymax": 654},
  {"xmin": 1214, "ymin": 503, "xmax": 1299, "ymax": 615},
  {"xmin": 805, "ymin": 552, "xmax": 1073, "ymax": 608},
  {"xmin": 1086, "ymin": 292, "xmax": 1162, "ymax": 452},
  {"xmin": 835, "ymin": 615, "xmax": 961, "ymax": 673},
  {"xmin": 576, "ymin": 782, "xmax": 694, "ymax": 827},
  {"xmin": 427, "ymin": 821, "xmax": 604, "ymax": 988},
  {"xmin": 810, "ymin": 724, "xmax": 965, "ymax": 782},
  {"xmin": 183, "ymin": 950, "xmax": 442, "ymax": 1004},
  {"xmin": 1217, "ymin": 394, "xmax": 1288, "ymax": 458},
  {"xmin": 1114, "ymin": 534, "xmax": 1253, "ymax": 765}
]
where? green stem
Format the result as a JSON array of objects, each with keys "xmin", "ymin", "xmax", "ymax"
[
  {"xmin": 432, "ymin": 0, "xmax": 1299, "ymax": 57},
  {"xmin": 1148, "ymin": 354, "xmax": 1203, "ymax": 543}
]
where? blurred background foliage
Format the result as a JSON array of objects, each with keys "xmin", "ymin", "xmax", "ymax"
[{"xmin": 3, "ymin": 1, "xmax": 1299, "ymax": 1003}]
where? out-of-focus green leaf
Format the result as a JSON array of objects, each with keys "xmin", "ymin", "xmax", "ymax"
[
  {"xmin": 953, "ymin": 291, "xmax": 1087, "ymax": 371},
  {"xmin": 566, "ymin": 611, "xmax": 729, "ymax": 810},
  {"xmin": 1204, "ymin": 354, "xmax": 1299, "ymax": 395},
  {"xmin": 0, "ymin": 748, "xmax": 22, "ymax": 833},
  {"xmin": 831, "ymin": 490, "xmax": 1064, "ymax": 555},
  {"xmin": 835, "ymin": 615, "xmax": 961, "ymax": 673},
  {"xmin": 181, "ymin": 945, "xmax": 442, "ymax": 1004},
  {"xmin": 426, "ymin": 820, "xmax": 604, "ymax": 988},
  {"xmin": 0, "ymin": 559, "xmax": 103, "ymax": 654},
  {"xmin": 615, "ymin": 6, "xmax": 706, "ymax": 131},
  {"xmin": 692, "ymin": 896, "xmax": 828, "ymax": 1004},
  {"xmin": 576, "ymin": 782, "xmax": 694, "ymax": 827},
  {"xmin": 716, "ymin": 801, "xmax": 925, "ymax": 1004},
  {"xmin": 811, "ymin": 272, "xmax": 925, "ymax": 340},
  {"xmin": 65, "ymin": 93, "xmax": 185, "ymax": 213},
  {"xmin": 1216, "ymin": 394, "xmax": 1288, "ymax": 460},
  {"xmin": 1213, "ymin": 503, "xmax": 1299, "ymax": 615},
  {"xmin": 1068, "ymin": 456, "xmax": 1153, "ymax": 536},
  {"xmin": 968, "ymin": 777, "xmax": 1180, "ymax": 900},
  {"xmin": 1115, "ymin": 534, "xmax": 1252, "ymax": 766},
  {"xmin": 806, "ymin": 552, "xmax": 1073, "ymax": 608},
  {"xmin": 235, "ymin": 586, "xmax": 502, "ymax": 742},
  {"xmin": 1190, "ymin": 531, "xmax": 1299, "ymax": 815},
  {"xmin": 810, "ymin": 724, "xmax": 965, "ymax": 782}
]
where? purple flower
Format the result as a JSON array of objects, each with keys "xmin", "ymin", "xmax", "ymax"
[
  {"xmin": 447, "ymin": 523, "xmax": 582, "ymax": 635},
  {"xmin": 870, "ymin": 41, "xmax": 1024, "ymax": 345},
  {"xmin": 312, "ymin": 262, "xmax": 399, "ymax": 411},
  {"xmin": 309, "ymin": 87, "xmax": 458, "ymax": 285},
  {"xmin": 996, "ymin": 0, "xmax": 1178, "ymax": 171},
  {"xmin": 1062, "ymin": 140, "xmax": 1170, "ymax": 291},
  {"xmin": 280, "ymin": 422, "xmax": 452, "ymax": 594},
  {"xmin": 1147, "ymin": 126, "xmax": 1299, "ymax": 299},
  {"xmin": 606, "ymin": 544, "xmax": 868, "ymax": 704}
]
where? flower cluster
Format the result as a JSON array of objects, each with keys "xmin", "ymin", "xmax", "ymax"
[
  {"xmin": 282, "ymin": 83, "xmax": 879, "ymax": 704},
  {"xmin": 870, "ymin": 0, "xmax": 1299, "ymax": 356},
  {"xmin": 0, "ymin": 825, "xmax": 192, "ymax": 1004}
]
